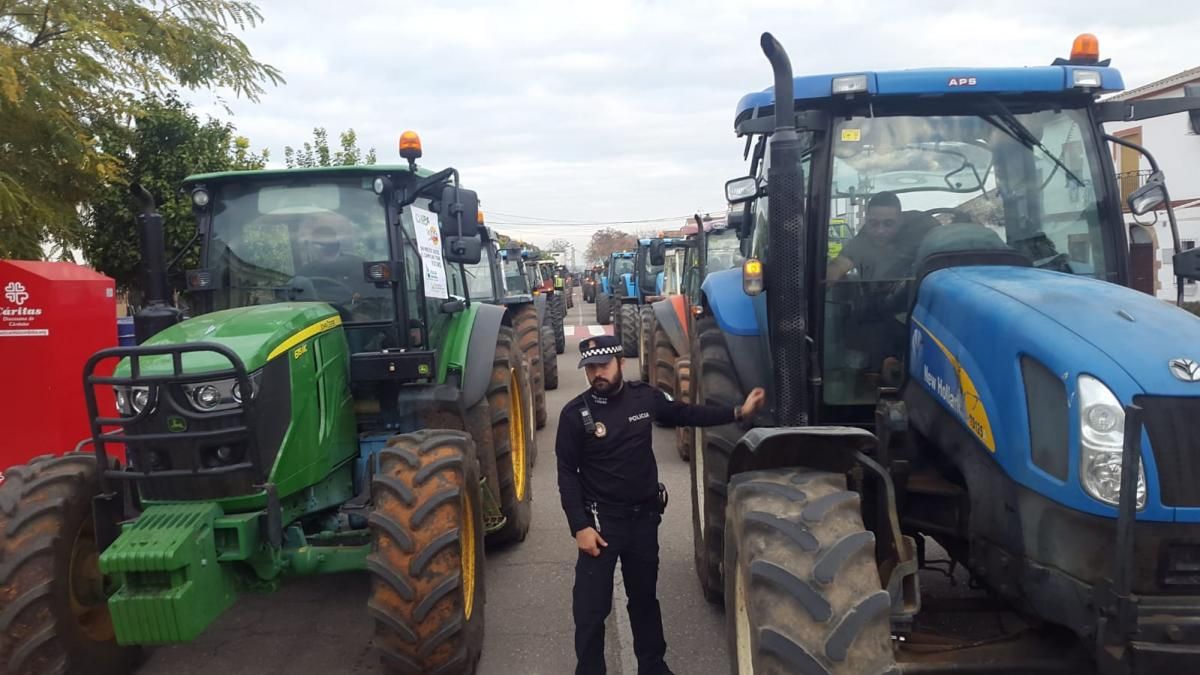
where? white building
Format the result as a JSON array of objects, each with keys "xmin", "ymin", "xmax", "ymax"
[{"xmin": 1104, "ymin": 66, "xmax": 1200, "ymax": 300}]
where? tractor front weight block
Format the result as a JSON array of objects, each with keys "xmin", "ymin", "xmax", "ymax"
[{"xmin": 99, "ymin": 502, "xmax": 239, "ymax": 644}]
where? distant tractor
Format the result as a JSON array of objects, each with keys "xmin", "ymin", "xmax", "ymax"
[
  {"xmin": 0, "ymin": 133, "xmax": 522, "ymax": 675},
  {"xmin": 594, "ymin": 250, "xmax": 634, "ymax": 327},
  {"xmin": 692, "ymin": 33, "xmax": 1200, "ymax": 673}
]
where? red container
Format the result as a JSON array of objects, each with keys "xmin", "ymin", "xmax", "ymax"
[{"xmin": 0, "ymin": 261, "xmax": 119, "ymax": 484}]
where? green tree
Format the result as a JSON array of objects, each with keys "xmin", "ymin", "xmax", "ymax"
[
  {"xmin": 83, "ymin": 96, "xmax": 267, "ymax": 296},
  {"xmin": 283, "ymin": 127, "xmax": 378, "ymax": 168},
  {"xmin": 0, "ymin": 0, "xmax": 282, "ymax": 259}
]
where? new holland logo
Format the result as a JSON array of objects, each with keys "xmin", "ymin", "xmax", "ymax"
[{"xmin": 1169, "ymin": 358, "xmax": 1200, "ymax": 382}]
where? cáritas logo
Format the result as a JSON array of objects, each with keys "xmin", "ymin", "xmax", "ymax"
[{"xmin": 4, "ymin": 281, "xmax": 29, "ymax": 305}]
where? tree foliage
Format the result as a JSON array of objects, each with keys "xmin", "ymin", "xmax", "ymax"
[
  {"xmin": 83, "ymin": 96, "xmax": 267, "ymax": 296},
  {"xmin": 283, "ymin": 127, "xmax": 377, "ymax": 168},
  {"xmin": 544, "ymin": 238, "xmax": 570, "ymax": 252},
  {"xmin": 494, "ymin": 232, "xmax": 541, "ymax": 258},
  {"xmin": 0, "ymin": 0, "xmax": 282, "ymax": 259},
  {"xmin": 585, "ymin": 227, "xmax": 636, "ymax": 263}
]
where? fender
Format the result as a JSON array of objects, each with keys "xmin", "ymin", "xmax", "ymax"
[
  {"xmin": 651, "ymin": 298, "xmax": 688, "ymax": 356},
  {"xmin": 460, "ymin": 302, "xmax": 506, "ymax": 409},
  {"xmin": 727, "ymin": 426, "xmax": 877, "ymax": 479},
  {"xmin": 700, "ymin": 268, "xmax": 759, "ymax": 337}
]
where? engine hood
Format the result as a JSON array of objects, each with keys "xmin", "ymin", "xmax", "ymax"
[
  {"xmin": 945, "ymin": 266, "xmax": 1200, "ymax": 395},
  {"xmin": 115, "ymin": 303, "xmax": 342, "ymax": 377}
]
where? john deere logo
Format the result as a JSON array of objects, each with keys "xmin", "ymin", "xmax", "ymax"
[
  {"xmin": 1169, "ymin": 358, "xmax": 1200, "ymax": 382},
  {"xmin": 167, "ymin": 416, "xmax": 188, "ymax": 433},
  {"xmin": 418, "ymin": 363, "xmax": 431, "ymax": 376}
]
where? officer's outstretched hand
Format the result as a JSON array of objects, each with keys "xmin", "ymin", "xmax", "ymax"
[
  {"xmin": 576, "ymin": 527, "xmax": 608, "ymax": 557},
  {"xmin": 741, "ymin": 387, "xmax": 767, "ymax": 419}
]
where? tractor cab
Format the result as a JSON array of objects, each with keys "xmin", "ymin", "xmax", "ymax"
[
  {"xmin": 726, "ymin": 34, "xmax": 1200, "ymax": 422},
  {"xmin": 184, "ymin": 162, "xmax": 481, "ymax": 361}
]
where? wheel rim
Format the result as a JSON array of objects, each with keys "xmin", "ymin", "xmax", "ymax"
[
  {"xmin": 509, "ymin": 367, "xmax": 527, "ymax": 502},
  {"xmin": 68, "ymin": 516, "xmax": 116, "ymax": 642},
  {"xmin": 461, "ymin": 486, "xmax": 477, "ymax": 621},
  {"xmin": 734, "ymin": 555, "xmax": 755, "ymax": 674}
]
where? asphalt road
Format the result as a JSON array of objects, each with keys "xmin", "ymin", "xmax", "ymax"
[{"xmin": 140, "ymin": 288, "xmax": 729, "ymax": 675}]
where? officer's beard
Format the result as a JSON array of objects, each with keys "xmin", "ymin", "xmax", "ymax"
[{"xmin": 590, "ymin": 368, "xmax": 623, "ymax": 396}]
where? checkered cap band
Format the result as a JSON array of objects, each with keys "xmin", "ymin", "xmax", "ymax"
[{"xmin": 580, "ymin": 344, "xmax": 623, "ymax": 360}]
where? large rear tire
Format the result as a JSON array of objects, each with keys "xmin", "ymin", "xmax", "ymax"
[
  {"xmin": 596, "ymin": 293, "xmax": 612, "ymax": 325},
  {"xmin": 368, "ymin": 431, "xmax": 485, "ymax": 675},
  {"xmin": 724, "ymin": 470, "xmax": 895, "ymax": 675},
  {"xmin": 619, "ymin": 304, "xmax": 639, "ymax": 357},
  {"xmin": 691, "ymin": 313, "xmax": 744, "ymax": 605},
  {"xmin": 541, "ymin": 325, "xmax": 559, "ymax": 391},
  {"xmin": 488, "ymin": 326, "xmax": 533, "ymax": 546},
  {"xmin": 0, "ymin": 453, "xmax": 140, "ymax": 675},
  {"xmin": 512, "ymin": 304, "xmax": 547, "ymax": 430},
  {"xmin": 638, "ymin": 306, "xmax": 654, "ymax": 382}
]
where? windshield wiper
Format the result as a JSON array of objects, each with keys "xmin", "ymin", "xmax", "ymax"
[{"xmin": 980, "ymin": 102, "xmax": 1086, "ymax": 188}]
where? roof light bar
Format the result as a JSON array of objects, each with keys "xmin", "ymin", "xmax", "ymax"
[{"xmin": 832, "ymin": 74, "xmax": 869, "ymax": 95}]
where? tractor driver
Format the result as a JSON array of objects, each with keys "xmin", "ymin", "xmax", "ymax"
[
  {"xmin": 294, "ymin": 215, "xmax": 375, "ymax": 315},
  {"xmin": 826, "ymin": 191, "xmax": 915, "ymax": 282}
]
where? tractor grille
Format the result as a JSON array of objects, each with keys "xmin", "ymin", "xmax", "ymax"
[{"xmin": 1136, "ymin": 396, "xmax": 1200, "ymax": 508}]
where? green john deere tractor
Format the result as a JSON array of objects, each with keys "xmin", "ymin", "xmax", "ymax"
[{"xmin": 0, "ymin": 135, "xmax": 527, "ymax": 675}]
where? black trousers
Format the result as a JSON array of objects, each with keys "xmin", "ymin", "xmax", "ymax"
[{"xmin": 573, "ymin": 510, "xmax": 667, "ymax": 675}]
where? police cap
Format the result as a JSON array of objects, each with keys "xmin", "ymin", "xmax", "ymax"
[{"xmin": 578, "ymin": 335, "xmax": 623, "ymax": 368}]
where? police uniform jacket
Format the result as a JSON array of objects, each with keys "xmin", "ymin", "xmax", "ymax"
[{"xmin": 555, "ymin": 380, "xmax": 736, "ymax": 535}]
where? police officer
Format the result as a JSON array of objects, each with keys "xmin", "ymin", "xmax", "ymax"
[{"xmin": 556, "ymin": 335, "xmax": 765, "ymax": 675}]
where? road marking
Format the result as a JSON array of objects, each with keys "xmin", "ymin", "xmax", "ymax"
[
  {"xmin": 565, "ymin": 325, "xmax": 576, "ymax": 337},
  {"xmin": 613, "ymin": 567, "xmax": 637, "ymax": 674},
  {"xmin": 588, "ymin": 325, "xmax": 605, "ymax": 336}
]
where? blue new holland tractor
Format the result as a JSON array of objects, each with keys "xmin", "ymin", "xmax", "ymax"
[
  {"xmin": 691, "ymin": 32, "xmax": 1200, "ymax": 673},
  {"xmin": 595, "ymin": 249, "xmax": 635, "ymax": 328}
]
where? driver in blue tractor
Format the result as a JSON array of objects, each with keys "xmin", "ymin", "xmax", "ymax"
[{"xmin": 825, "ymin": 191, "xmax": 937, "ymax": 387}]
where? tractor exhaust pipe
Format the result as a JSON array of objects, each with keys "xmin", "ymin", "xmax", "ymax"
[
  {"xmin": 130, "ymin": 184, "xmax": 181, "ymax": 343},
  {"xmin": 760, "ymin": 32, "xmax": 809, "ymax": 426}
]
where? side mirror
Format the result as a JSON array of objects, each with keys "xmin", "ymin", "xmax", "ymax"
[
  {"xmin": 1175, "ymin": 248, "xmax": 1200, "ymax": 282},
  {"xmin": 725, "ymin": 176, "xmax": 760, "ymax": 204},
  {"xmin": 1186, "ymin": 84, "xmax": 1200, "ymax": 134},
  {"xmin": 438, "ymin": 185, "xmax": 481, "ymax": 239},
  {"xmin": 1128, "ymin": 176, "xmax": 1167, "ymax": 216},
  {"xmin": 649, "ymin": 239, "xmax": 666, "ymax": 267},
  {"xmin": 443, "ymin": 235, "xmax": 482, "ymax": 264}
]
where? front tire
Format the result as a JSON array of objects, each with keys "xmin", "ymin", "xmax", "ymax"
[
  {"xmin": 652, "ymin": 318, "xmax": 678, "ymax": 397},
  {"xmin": 367, "ymin": 431, "xmax": 485, "ymax": 675},
  {"xmin": 674, "ymin": 357, "xmax": 691, "ymax": 461},
  {"xmin": 541, "ymin": 325, "xmax": 559, "ymax": 391},
  {"xmin": 638, "ymin": 306, "xmax": 654, "ymax": 382},
  {"xmin": 596, "ymin": 293, "xmax": 612, "ymax": 325},
  {"xmin": 619, "ymin": 304, "xmax": 639, "ymax": 357},
  {"xmin": 691, "ymin": 313, "xmax": 743, "ymax": 604},
  {"xmin": 0, "ymin": 453, "xmax": 140, "ymax": 675},
  {"xmin": 724, "ymin": 470, "xmax": 895, "ymax": 675},
  {"xmin": 550, "ymin": 295, "xmax": 566, "ymax": 354}
]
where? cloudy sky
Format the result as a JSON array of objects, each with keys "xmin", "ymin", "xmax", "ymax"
[{"xmin": 186, "ymin": 0, "xmax": 1200, "ymax": 257}]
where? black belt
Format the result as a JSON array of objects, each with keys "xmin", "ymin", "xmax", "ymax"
[{"xmin": 587, "ymin": 499, "xmax": 658, "ymax": 519}]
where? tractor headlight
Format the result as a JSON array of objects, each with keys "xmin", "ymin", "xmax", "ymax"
[
  {"xmin": 183, "ymin": 370, "xmax": 262, "ymax": 412},
  {"xmin": 114, "ymin": 387, "xmax": 130, "ymax": 415},
  {"xmin": 1078, "ymin": 375, "xmax": 1145, "ymax": 509},
  {"xmin": 192, "ymin": 384, "xmax": 221, "ymax": 410}
]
